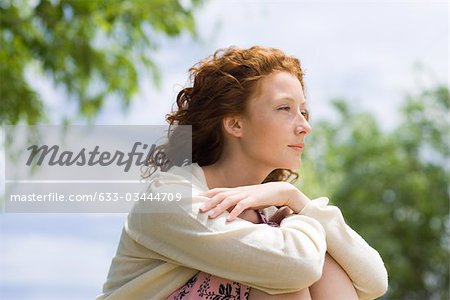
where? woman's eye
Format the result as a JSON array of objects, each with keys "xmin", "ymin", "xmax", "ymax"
[
  {"xmin": 278, "ymin": 106, "xmax": 290, "ymax": 111},
  {"xmin": 301, "ymin": 111, "xmax": 309, "ymax": 120}
]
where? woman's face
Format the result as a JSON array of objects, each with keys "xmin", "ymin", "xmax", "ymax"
[{"xmin": 240, "ymin": 71, "xmax": 311, "ymax": 171}]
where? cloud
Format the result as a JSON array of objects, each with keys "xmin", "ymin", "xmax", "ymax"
[
  {"xmin": 2, "ymin": 2, "xmax": 447, "ymax": 298},
  {"xmin": 94, "ymin": 0, "xmax": 447, "ymax": 129}
]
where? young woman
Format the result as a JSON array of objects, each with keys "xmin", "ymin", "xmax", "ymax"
[{"xmin": 98, "ymin": 46, "xmax": 388, "ymax": 300}]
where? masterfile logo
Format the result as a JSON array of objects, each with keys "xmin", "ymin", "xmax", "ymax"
[
  {"xmin": 3, "ymin": 125, "xmax": 192, "ymax": 213},
  {"xmin": 26, "ymin": 142, "xmax": 157, "ymax": 172}
]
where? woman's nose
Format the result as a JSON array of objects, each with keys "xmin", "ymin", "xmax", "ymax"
[{"xmin": 296, "ymin": 115, "xmax": 311, "ymax": 136}]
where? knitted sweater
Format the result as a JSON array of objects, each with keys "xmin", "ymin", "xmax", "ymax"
[{"xmin": 97, "ymin": 163, "xmax": 388, "ymax": 300}]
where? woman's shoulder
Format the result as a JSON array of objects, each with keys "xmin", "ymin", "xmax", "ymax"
[
  {"xmin": 146, "ymin": 163, "xmax": 208, "ymax": 194},
  {"xmin": 141, "ymin": 163, "xmax": 208, "ymax": 206},
  {"xmin": 129, "ymin": 163, "xmax": 207, "ymax": 214}
]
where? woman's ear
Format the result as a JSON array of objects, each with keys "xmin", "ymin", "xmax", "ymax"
[{"xmin": 222, "ymin": 115, "xmax": 243, "ymax": 138}]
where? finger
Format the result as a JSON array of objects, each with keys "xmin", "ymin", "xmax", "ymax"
[
  {"xmin": 200, "ymin": 189, "xmax": 243, "ymax": 212},
  {"xmin": 199, "ymin": 191, "xmax": 233, "ymax": 212},
  {"xmin": 199, "ymin": 188, "xmax": 230, "ymax": 197},
  {"xmin": 226, "ymin": 201, "xmax": 250, "ymax": 222},
  {"xmin": 200, "ymin": 194, "xmax": 226, "ymax": 212},
  {"xmin": 208, "ymin": 195, "xmax": 245, "ymax": 218}
]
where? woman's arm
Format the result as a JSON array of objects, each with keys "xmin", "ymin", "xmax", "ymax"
[
  {"xmin": 126, "ymin": 178, "xmax": 327, "ymax": 295},
  {"xmin": 283, "ymin": 190, "xmax": 387, "ymax": 298},
  {"xmin": 239, "ymin": 208, "xmax": 359, "ymax": 300},
  {"xmin": 296, "ymin": 197, "xmax": 389, "ymax": 300},
  {"xmin": 204, "ymin": 186, "xmax": 388, "ymax": 300},
  {"xmin": 198, "ymin": 181, "xmax": 310, "ymax": 221}
]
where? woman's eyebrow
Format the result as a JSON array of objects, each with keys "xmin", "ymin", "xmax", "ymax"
[{"xmin": 275, "ymin": 96, "xmax": 306, "ymax": 105}]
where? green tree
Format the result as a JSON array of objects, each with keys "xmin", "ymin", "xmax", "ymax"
[
  {"xmin": 0, "ymin": 0, "xmax": 203, "ymax": 124},
  {"xmin": 299, "ymin": 86, "xmax": 449, "ymax": 299}
]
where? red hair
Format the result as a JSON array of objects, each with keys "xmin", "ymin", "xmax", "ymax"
[{"xmin": 145, "ymin": 46, "xmax": 307, "ymax": 183}]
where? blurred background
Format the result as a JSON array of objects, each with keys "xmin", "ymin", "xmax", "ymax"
[{"xmin": 0, "ymin": 0, "xmax": 448, "ymax": 299}]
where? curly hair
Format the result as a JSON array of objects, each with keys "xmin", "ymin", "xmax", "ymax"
[{"xmin": 143, "ymin": 46, "xmax": 307, "ymax": 183}]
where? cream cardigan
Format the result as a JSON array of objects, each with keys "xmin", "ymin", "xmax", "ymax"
[{"xmin": 97, "ymin": 163, "xmax": 388, "ymax": 300}]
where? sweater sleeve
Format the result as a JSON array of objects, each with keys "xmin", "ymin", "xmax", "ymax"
[
  {"xmin": 125, "ymin": 178, "xmax": 327, "ymax": 294},
  {"xmin": 298, "ymin": 197, "xmax": 389, "ymax": 300}
]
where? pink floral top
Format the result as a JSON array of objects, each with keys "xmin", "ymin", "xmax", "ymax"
[{"xmin": 166, "ymin": 210, "xmax": 280, "ymax": 300}]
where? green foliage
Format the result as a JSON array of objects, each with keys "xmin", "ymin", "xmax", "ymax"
[
  {"xmin": 299, "ymin": 86, "xmax": 450, "ymax": 299},
  {"xmin": 0, "ymin": 0, "xmax": 203, "ymax": 124}
]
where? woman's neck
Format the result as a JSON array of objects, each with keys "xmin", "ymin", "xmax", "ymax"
[{"xmin": 201, "ymin": 159, "xmax": 271, "ymax": 189}]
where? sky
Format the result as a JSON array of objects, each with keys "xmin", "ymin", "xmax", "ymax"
[
  {"xmin": 1, "ymin": 1, "xmax": 448, "ymax": 299},
  {"xmin": 90, "ymin": 0, "xmax": 448, "ymax": 129}
]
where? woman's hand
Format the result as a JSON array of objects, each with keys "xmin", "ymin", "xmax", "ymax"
[{"xmin": 198, "ymin": 182, "xmax": 310, "ymax": 221}]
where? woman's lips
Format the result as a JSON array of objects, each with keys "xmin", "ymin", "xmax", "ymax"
[{"xmin": 288, "ymin": 144, "xmax": 304, "ymax": 153}]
